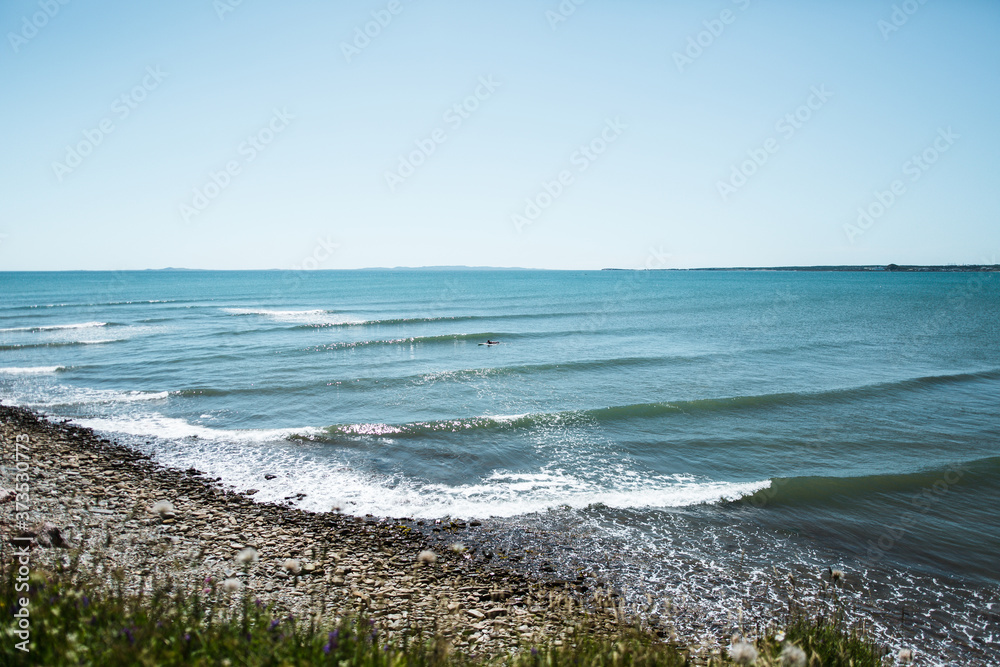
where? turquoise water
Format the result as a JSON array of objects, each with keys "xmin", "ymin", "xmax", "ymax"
[{"xmin": 2, "ymin": 269, "xmax": 998, "ymax": 663}]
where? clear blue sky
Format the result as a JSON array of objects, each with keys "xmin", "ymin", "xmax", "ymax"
[{"xmin": 1, "ymin": 0, "xmax": 998, "ymax": 270}]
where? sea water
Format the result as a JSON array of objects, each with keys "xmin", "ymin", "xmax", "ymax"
[{"xmin": 1, "ymin": 269, "xmax": 997, "ymax": 663}]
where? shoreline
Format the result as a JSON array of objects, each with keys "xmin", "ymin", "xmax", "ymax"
[
  {"xmin": 0, "ymin": 403, "xmax": 662, "ymax": 656},
  {"xmin": 4, "ymin": 402, "xmax": 992, "ymax": 664}
]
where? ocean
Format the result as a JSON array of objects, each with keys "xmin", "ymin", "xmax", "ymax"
[{"xmin": 1, "ymin": 269, "xmax": 997, "ymax": 664}]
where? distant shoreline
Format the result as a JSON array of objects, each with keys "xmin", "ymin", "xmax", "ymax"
[
  {"xmin": 603, "ymin": 264, "xmax": 1000, "ymax": 272},
  {"xmin": 2, "ymin": 264, "xmax": 999, "ymax": 273}
]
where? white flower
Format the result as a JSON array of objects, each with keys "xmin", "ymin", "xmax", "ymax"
[
  {"xmin": 222, "ymin": 578, "xmax": 242, "ymax": 593},
  {"xmin": 729, "ymin": 640, "xmax": 758, "ymax": 665},
  {"xmin": 282, "ymin": 558, "xmax": 302, "ymax": 574},
  {"xmin": 898, "ymin": 648, "xmax": 913, "ymax": 663},
  {"xmin": 151, "ymin": 500, "xmax": 174, "ymax": 518},
  {"xmin": 781, "ymin": 644, "xmax": 807, "ymax": 667},
  {"xmin": 417, "ymin": 550, "xmax": 437, "ymax": 565},
  {"xmin": 236, "ymin": 547, "xmax": 258, "ymax": 565},
  {"xmin": 774, "ymin": 631, "xmax": 786, "ymax": 642},
  {"xmin": 449, "ymin": 543, "xmax": 466, "ymax": 554}
]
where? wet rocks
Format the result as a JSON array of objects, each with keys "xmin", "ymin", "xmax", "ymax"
[{"xmin": 0, "ymin": 403, "xmax": 624, "ymax": 656}]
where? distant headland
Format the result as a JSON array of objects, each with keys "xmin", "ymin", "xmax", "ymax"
[{"xmin": 602, "ymin": 264, "xmax": 1000, "ymax": 272}]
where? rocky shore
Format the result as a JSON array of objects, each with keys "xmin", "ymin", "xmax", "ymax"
[{"xmin": 0, "ymin": 404, "xmax": 662, "ymax": 656}]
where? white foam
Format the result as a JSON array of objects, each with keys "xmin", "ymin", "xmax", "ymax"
[
  {"xmin": 0, "ymin": 366, "xmax": 64, "ymax": 374},
  {"xmin": 77, "ymin": 413, "xmax": 323, "ymax": 443},
  {"xmin": 0, "ymin": 321, "xmax": 108, "ymax": 333},
  {"xmin": 128, "ymin": 438, "xmax": 770, "ymax": 519},
  {"xmin": 223, "ymin": 308, "xmax": 361, "ymax": 326},
  {"xmin": 31, "ymin": 389, "xmax": 169, "ymax": 407}
]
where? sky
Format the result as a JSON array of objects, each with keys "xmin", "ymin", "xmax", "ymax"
[{"xmin": 1, "ymin": 0, "xmax": 998, "ymax": 271}]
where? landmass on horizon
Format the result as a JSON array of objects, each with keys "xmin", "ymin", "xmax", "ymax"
[{"xmin": 5, "ymin": 264, "xmax": 998, "ymax": 273}]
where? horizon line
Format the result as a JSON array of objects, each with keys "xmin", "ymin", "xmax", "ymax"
[{"xmin": 3, "ymin": 263, "xmax": 1000, "ymax": 273}]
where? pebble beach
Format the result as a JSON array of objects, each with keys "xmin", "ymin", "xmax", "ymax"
[{"xmin": 0, "ymin": 403, "xmax": 656, "ymax": 657}]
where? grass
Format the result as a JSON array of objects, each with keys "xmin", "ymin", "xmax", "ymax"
[{"xmin": 0, "ymin": 556, "xmax": 889, "ymax": 666}]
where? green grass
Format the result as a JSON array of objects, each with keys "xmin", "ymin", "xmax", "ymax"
[{"xmin": 0, "ymin": 558, "xmax": 887, "ymax": 666}]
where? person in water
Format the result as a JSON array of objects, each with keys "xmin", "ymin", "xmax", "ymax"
[{"xmin": 487, "ymin": 340, "xmax": 499, "ymax": 345}]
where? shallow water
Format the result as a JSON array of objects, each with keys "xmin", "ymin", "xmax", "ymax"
[{"xmin": 1, "ymin": 269, "xmax": 998, "ymax": 664}]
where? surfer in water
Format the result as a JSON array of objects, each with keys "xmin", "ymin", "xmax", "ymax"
[{"xmin": 486, "ymin": 339, "xmax": 499, "ymax": 345}]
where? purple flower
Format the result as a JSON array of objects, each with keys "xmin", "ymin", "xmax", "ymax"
[
  {"xmin": 184, "ymin": 633, "xmax": 191, "ymax": 642},
  {"xmin": 270, "ymin": 619, "xmax": 280, "ymax": 630},
  {"xmin": 531, "ymin": 648, "xmax": 539, "ymax": 656}
]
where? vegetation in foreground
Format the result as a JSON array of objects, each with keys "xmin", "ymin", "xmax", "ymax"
[{"xmin": 0, "ymin": 555, "xmax": 890, "ymax": 666}]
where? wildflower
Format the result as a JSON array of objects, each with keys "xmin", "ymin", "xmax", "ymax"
[
  {"xmin": 417, "ymin": 549, "xmax": 437, "ymax": 565},
  {"xmin": 236, "ymin": 547, "xmax": 259, "ymax": 565},
  {"xmin": 781, "ymin": 644, "xmax": 807, "ymax": 667},
  {"xmin": 774, "ymin": 631, "xmax": 786, "ymax": 642},
  {"xmin": 449, "ymin": 542, "xmax": 467, "ymax": 554},
  {"xmin": 269, "ymin": 619, "xmax": 280, "ymax": 630},
  {"xmin": 222, "ymin": 578, "xmax": 243, "ymax": 593},
  {"xmin": 282, "ymin": 558, "xmax": 302, "ymax": 575},
  {"xmin": 898, "ymin": 648, "xmax": 913, "ymax": 663},
  {"xmin": 151, "ymin": 500, "xmax": 174, "ymax": 518},
  {"xmin": 729, "ymin": 640, "xmax": 758, "ymax": 665}
]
